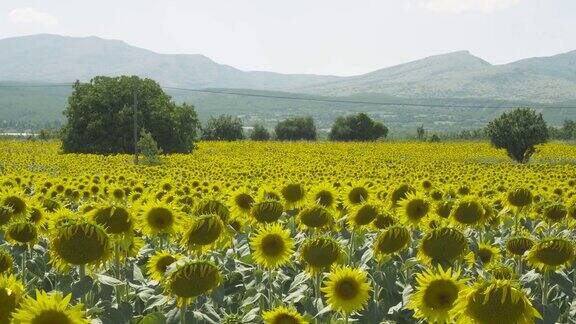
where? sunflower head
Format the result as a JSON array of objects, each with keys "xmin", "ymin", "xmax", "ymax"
[
  {"xmin": 262, "ymin": 306, "xmax": 308, "ymax": 324},
  {"xmin": 372, "ymin": 211, "xmax": 396, "ymax": 229},
  {"xmin": 450, "ymin": 198, "xmax": 485, "ymax": 226},
  {"xmin": 229, "ymin": 190, "xmax": 254, "ymax": 215},
  {"xmin": 182, "ymin": 214, "xmax": 228, "ymax": 253},
  {"xmin": 165, "ymin": 260, "xmax": 221, "ymax": 305},
  {"xmin": 475, "ymin": 242, "xmax": 502, "ymax": 266},
  {"xmin": 506, "ymin": 187, "xmax": 533, "ymax": 209},
  {"xmin": 250, "ymin": 200, "xmax": 284, "ymax": 224},
  {"xmin": 300, "ymin": 236, "xmax": 343, "ymax": 274},
  {"xmin": 346, "ymin": 185, "xmax": 370, "ymax": 206},
  {"xmin": 0, "ymin": 274, "xmax": 25, "ymax": 323},
  {"xmin": 89, "ymin": 205, "xmax": 133, "ymax": 235},
  {"xmin": 297, "ymin": 205, "xmax": 333, "ymax": 230},
  {"xmin": 390, "ymin": 184, "xmax": 415, "ymax": 207},
  {"xmin": 50, "ymin": 218, "xmax": 111, "ymax": 271},
  {"xmin": 146, "ymin": 250, "xmax": 182, "ymax": 282},
  {"xmin": 250, "ymin": 223, "xmax": 295, "ymax": 269},
  {"xmin": 398, "ymin": 192, "xmax": 430, "ymax": 225},
  {"xmin": 0, "ymin": 249, "xmax": 14, "ymax": 274},
  {"xmin": 321, "ymin": 265, "xmax": 372, "ymax": 315},
  {"xmin": 526, "ymin": 238, "xmax": 574, "ymax": 272},
  {"xmin": 373, "ymin": 225, "xmax": 411, "ymax": 261},
  {"xmin": 419, "ymin": 227, "xmax": 468, "ymax": 266},
  {"xmin": 138, "ymin": 201, "xmax": 182, "ymax": 237},
  {"xmin": 506, "ymin": 235, "xmax": 534, "ymax": 257},
  {"xmin": 486, "ymin": 263, "xmax": 514, "ymax": 280},
  {"xmin": 280, "ymin": 183, "xmax": 306, "ymax": 209},
  {"xmin": 435, "ymin": 200, "xmax": 453, "ymax": 219},
  {"xmin": 311, "ymin": 186, "xmax": 337, "ymax": 209},
  {"xmin": 11, "ymin": 290, "xmax": 90, "ymax": 324},
  {"xmin": 193, "ymin": 198, "xmax": 230, "ymax": 222},
  {"xmin": 454, "ymin": 280, "xmax": 541, "ymax": 324},
  {"xmin": 348, "ymin": 203, "xmax": 380, "ymax": 229},
  {"xmin": 408, "ymin": 266, "xmax": 467, "ymax": 324},
  {"xmin": 541, "ymin": 202, "xmax": 567, "ymax": 224},
  {"xmin": 6, "ymin": 220, "xmax": 38, "ymax": 245},
  {"xmin": 1, "ymin": 191, "xmax": 27, "ymax": 216}
]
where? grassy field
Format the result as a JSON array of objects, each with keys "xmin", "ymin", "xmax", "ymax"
[{"xmin": 0, "ymin": 140, "xmax": 575, "ymax": 323}]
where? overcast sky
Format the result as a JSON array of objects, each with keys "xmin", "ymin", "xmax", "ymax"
[{"xmin": 1, "ymin": 0, "xmax": 574, "ymax": 76}]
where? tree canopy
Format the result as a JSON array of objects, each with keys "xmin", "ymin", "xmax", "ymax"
[
  {"xmin": 328, "ymin": 113, "xmax": 388, "ymax": 141},
  {"xmin": 61, "ymin": 76, "xmax": 200, "ymax": 154},
  {"xmin": 201, "ymin": 115, "xmax": 244, "ymax": 141},
  {"xmin": 486, "ymin": 108, "xmax": 549, "ymax": 163},
  {"xmin": 275, "ymin": 116, "xmax": 317, "ymax": 141},
  {"xmin": 250, "ymin": 124, "xmax": 271, "ymax": 141}
]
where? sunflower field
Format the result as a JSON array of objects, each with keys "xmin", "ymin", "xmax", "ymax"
[{"xmin": 0, "ymin": 140, "xmax": 576, "ymax": 323}]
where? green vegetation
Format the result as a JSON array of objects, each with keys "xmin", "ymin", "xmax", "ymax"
[
  {"xmin": 250, "ymin": 124, "xmax": 271, "ymax": 141},
  {"xmin": 486, "ymin": 108, "xmax": 549, "ymax": 163},
  {"xmin": 275, "ymin": 116, "xmax": 317, "ymax": 141},
  {"xmin": 61, "ymin": 76, "xmax": 200, "ymax": 154},
  {"xmin": 328, "ymin": 113, "xmax": 388, "ymax": 141},
  {"xmin": 201, "ymin": 114, "xmax": 244, "ymax": 141}
]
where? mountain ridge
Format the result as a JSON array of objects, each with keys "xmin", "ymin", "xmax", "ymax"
[{"xmin": 1, "ymin": 34, "xmax": 576, "ymax": 103}]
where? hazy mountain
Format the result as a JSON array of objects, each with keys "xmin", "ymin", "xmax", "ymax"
[
  {"xmin": 0, "ymin": 34, "xmax": 340, "ymax": 89},
  {"xmin": 1, "ymin": 34, "xmax": 576, "ymax": 103},
  {"xmin": 298, "ymin": 50, "xmax": 576, "ymax": 103}
]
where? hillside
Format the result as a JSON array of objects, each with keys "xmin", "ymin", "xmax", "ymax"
[{"xmin": 1, "ymin": 34, "xmax": 576, "ymax": 103}]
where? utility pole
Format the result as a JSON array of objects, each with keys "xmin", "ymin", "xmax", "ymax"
[{"xmin": 133, "ymin": 82, "xmax": 139, "ymax": 165}]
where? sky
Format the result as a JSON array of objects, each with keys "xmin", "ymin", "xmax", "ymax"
[{"xmin": 1, "ymin": 0, "xmax": 575, "ymax": 76}]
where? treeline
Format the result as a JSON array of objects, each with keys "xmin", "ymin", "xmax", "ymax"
[{"xmin": 201, "ymin": 113, "xmax": 388, "ymax": 142}]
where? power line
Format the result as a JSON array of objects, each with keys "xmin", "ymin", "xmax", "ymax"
[{"xmin": 2, "ymin": 83, "xmax": 576, "ymax": 110}]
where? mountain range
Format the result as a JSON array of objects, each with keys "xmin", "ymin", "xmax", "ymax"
[{"xmin": 1, "ymin": 34, "xmax": 576, "ymax": 103}]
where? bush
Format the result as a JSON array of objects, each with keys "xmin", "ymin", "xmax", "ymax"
[
  {"xmin": 61, "ymin": 76, "xmax": 200, "ymax": 154},
  {"xmin": 275, "ymin": 117, "xmax": 317, "ymax": 141},
  {"xmin": 328, "ymin": 113, "xmax": 388, "ymax": 141},
  {"xmin": 202, "ymin": 115, "xmax": 244, "ymax": 141},
  {"xmin": 137, "ymin": 130, "xmax": 163, "ymax": 165},
  {"xmin": 250, "ymin": 124, "xmax": 271, "ymax": 141},
  {"xmin": 429, "ymin": 134, "xmax": 441, "ymax": 142},
  {"xmin": 486, "ymin": 108, "xmax": 549, "ymax": 163}
]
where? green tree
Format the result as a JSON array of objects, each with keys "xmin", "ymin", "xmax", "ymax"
[
  {"xmin": 137, "ymin": 130, "xmax": 163, "ymax": 165},
  {"xmin": 561, "ymin": 120, "xmax": 576, "ymax": 140},
  {"xmin": 328, "ymin": 113, "xmax": 388, "ymax": 141},
  {"xmin": 201, "ymin": 115, "xmax": 244, "ymax": 141},
  {"xmin": 486, "ymin": 108, "xmax": 549, "ymax": 163},
  {"xmin": 61, "ymin": 76, "xmax": 200, "ymax": 154},
  {"xmin": 416, "ymin": 125, "xmax": 426, "ymax": 141},
  {"xmin": 274, "ymin": 117, "xmax": 317, "ymax": 141},
  {"xmin": 250, "ymin": 124, "xmax": 271, "ymax": 141}
]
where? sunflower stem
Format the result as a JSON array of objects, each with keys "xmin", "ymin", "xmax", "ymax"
[
  {"xmin": 180, "ymin": 301, "xmax": 187, "ymax": 324},
  {"xmin": 348, "ymin": 231, "xmax": 355, "ymax": 266},
  {"xmin": 541, "ymin": 271, "xmax": 549, "ymax": 321},
  {"xmin": 21, "ymin": 246, "xmax": 27, "ymax": 285},
  {"xmin": 268, "ymin": 268, "xmax": 274, "ymax": 308},
  {"xmin": 79, "ymin": 264, "xmax": 86, "ymax": 304}
]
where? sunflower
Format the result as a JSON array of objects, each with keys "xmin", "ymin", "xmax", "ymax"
[
  {"xmin": 526, "ymin": 238, "xmax": 574, "ymax": 272},
  {"xmin": 146, "ymin": 250, "xmax": 182, "ymax": 282},
  {"xmin": 0, "ymin": 249, "xmax": 14, "ymax": 273},
  {"xmin": 505, "ymin": 187, "xmax": 533, "ymax": 210},
  {"xmin": 87, "ymin": 204, "xmax": 134, "ymax": 236},
  {"xmin": 49, "ymin": 218, "xmax": 111, "ymax": 272},
  {"xmin": 1, "ymin": 190, "xmax": 27, "ymax": 216},
  {"xmin": 348, "ymin": 203, "xmax": 380, "ymax": 229},
  {"xmin": 373, "ymin": 225, "xmax": 411, "ymax": 262},
  {"xmin": 0, "ymin": 205, "xmax": 14, "ymax": 226},
  {"xmin": 453, "ymin": 280, "xmax": 541, "ymax": 324},
  {"xmin": 398, "ymin": 192, "xmax": 431, "ymax": 225},
  {"xmin": 165, "ymin": 259, "xmax": 221, "ymax": 306},
  {"xmin": 5, "ymin": 220, "xmax": 38, "ymax": 245},
  {"xmin": 297, "ymin": 205, "xmax": 333, "ymax": 230},
  {"xmin": 262, "ymin": 306, "xmax": 308, "ymax": 324},
  {"xmin": 506, "ymin": 235, "xmax": 534, "ymax": 257},
  {"xmin": 229, "ymin": 189, "xmax": 254, "ymax": 216},
  {"xmin": 181, "ymin": 214, "xmax": 228, "ymax": 254},
  {"xmin": 250, "ymin": 223, "xmax": 295, "ymax": 269},
  {"xmin": 281, "ymin": 183, "xmax": 306, "ymax": 209},
  {"xmin": 192, "ymin": 197, "xmax": 230, "ymax": 221},
  {"xmin": 450, "ymin": 198, "xmax": 485, "ymax": 227},
  {"xmin": 137, "ymin": 200, "xmax": 182, "ymax": 237},
  {"xmin": 310, "ymin": 184, "xmax": 338, "ymax": 209},
  {"xmin": 435, "ymin": 200, "xmax": 453, "ymax": 219},
  {"xmin": 418, "ymin": 227, "xmax": 468, "ymax": 266},
  {"xmin": 475, "ymin": 242, "xmax": 502, "ymax": 266},
  {"xmin": 486, "ymin": 263, "xmax": 514, "ymax": 280},
  {"xmin": 372, "ymin": 211, "xmax": 396, "ymax": 229},
  {"xmin": 407, "ymin": 266, "xmax": 467, "ymax": 323},
  {"xmin": 345, "ymin": 184, "xmax": 370, "ymax": 206},
  {"xmin": 321, "ymin": 265, "xmax": 372, "ymax": 315},
  {"xmin": 250, "ymin": 200, "xmax": 284, "ymax": 224},
  {"xmin": 0, "ymin": 274, "xmax": 25, "ymax": 323},
  {"xmin": 541, "ymin": 202, "xmax": 567, "ymax": 224},
  {"xmin": 389, "ymin": 184, "xmax": 416, "ymax": 207},
  {"xmin": 300, "ymin": 236, "xmax": 343, "ymax": 274},
  {"xmin": 11, "ymin": 290, "xmax": 90, "ymax": 324}
]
